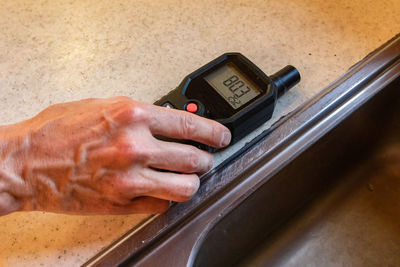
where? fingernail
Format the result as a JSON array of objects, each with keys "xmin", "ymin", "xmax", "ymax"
[{"xmin": 220, "ymin": 131, "xmax": 231, "ymax": 147}]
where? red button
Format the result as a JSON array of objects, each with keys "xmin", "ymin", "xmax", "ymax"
[{"xmin": 185, "ymin": 102, "xmax": 198, "ymax": 113}]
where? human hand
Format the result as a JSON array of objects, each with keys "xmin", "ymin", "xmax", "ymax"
[{"xmin": 0, "ymin": 97, "xmax": 231, "ymax": 215}]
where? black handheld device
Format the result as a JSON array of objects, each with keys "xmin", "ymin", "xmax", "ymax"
[{"xmin": 154, "ymin": 52, "xmax": 300, "ymax": 151}]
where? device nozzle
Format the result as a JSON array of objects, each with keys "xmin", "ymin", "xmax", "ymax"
[{"xmin": 271, "ymin": 65, "xmax": 301, "ymax": 97}]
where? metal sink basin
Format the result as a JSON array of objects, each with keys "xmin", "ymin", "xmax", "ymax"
[
  {"xmin": 194, "ymin": 75, "xmax": 400, "ymax": 267},
  {"xmin": 85, "ymin": 35, "xmax": 400, "ymax": 267}
]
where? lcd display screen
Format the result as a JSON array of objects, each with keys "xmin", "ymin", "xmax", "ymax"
[{"xmin": 204, "ymin": 62, "xmax": 261, "ymax": 109}]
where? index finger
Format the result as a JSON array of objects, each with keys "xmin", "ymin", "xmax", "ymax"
[{"xmin": 147, "ymin": 105, "xmax": 231, "ymax": 148}]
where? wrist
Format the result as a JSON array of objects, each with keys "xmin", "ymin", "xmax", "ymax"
[{"xmin": 0, "ymin": 122, "xmax": 33, "ymax": 215}]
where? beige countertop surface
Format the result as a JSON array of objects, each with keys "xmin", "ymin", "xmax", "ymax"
[{"xmin": 0, "ymin": 0, "xmax": 399, "ymax": 266}]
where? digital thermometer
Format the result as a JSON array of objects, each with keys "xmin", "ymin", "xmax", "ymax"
[{"xmin": 155, "ymin": 53, "xmax": 300, "ymax": 151}]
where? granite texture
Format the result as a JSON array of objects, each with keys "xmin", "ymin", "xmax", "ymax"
[{"xmin": 0, "ymin": 0, "xmax": 399, "ymax": 266}]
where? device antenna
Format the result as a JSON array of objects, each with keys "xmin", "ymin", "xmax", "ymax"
[{"xmin": 271, "ymin": 65, "xmax": 301, "ymax": 97}]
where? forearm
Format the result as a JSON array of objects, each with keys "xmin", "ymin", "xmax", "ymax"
[{"xmin": 0, "ymin": 124, "xmax": 30, "ymax": 215}]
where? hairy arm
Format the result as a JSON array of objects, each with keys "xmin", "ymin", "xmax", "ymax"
[{"xmin": 0, "ymin": 97, "xmax": 231, "ymax": 216}]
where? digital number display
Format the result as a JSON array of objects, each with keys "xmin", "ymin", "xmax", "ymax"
[{"xmin": 204, "ymin": 62, "xmax": 261, "ymax": 109}]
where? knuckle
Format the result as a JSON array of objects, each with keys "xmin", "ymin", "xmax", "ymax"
[
  {"xmin": 118, "ymin": 139, "xmax": 150, "ymax": 162},
  {"xmin": 177, "ymin": 176, "xmax": 200, "ymax": 201},
  {"xmin": 128, "ymin": 177, "xmax": 150, "ymax": 196},
  {"xmin": 204, "ymin": 153, "xmax": 214, "ymax": 171},
  {"xmin": 184, "ymin": 150, "xmax": 200, "ymax": 172},
  {"xmin": 180, "ymin": 114, "xmax": 196, "ymax": 137},
  {"xmin": 210, "ymin": 123, "xmax": 221, "ymax": 146},
  {"xmin": 110, "ymin": 175, "xmax": 148, "ymax": 201},
  {"xmin": 116, "ymin": 101, "xmax": 148, "ymax": 124},
  {"xmin": 129, "ymin": 103, "xmax": 148, "ymax": 123}
]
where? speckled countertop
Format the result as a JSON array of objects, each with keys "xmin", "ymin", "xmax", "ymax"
[{"xmin": 0, "ymin": 0, "xmax": 399, "ymax": 266}]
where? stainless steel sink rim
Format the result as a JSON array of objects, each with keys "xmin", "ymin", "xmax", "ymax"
[{"xmin": 187, "ymin": 59, "xmax": 400, "ymax": 266}]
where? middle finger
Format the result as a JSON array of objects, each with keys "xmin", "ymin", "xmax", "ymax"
[{"xmin": 147, "ymin": 139, "xmax": 214, "ymax": 174}]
